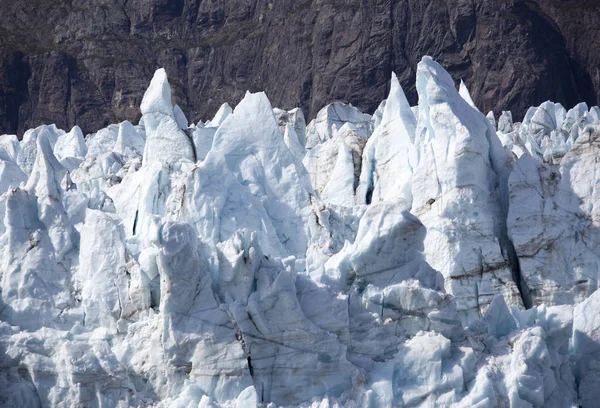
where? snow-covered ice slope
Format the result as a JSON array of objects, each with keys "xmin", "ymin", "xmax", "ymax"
[{"xmin": 2, "ymin": 56, "xmax": 600, "ymax": 407}]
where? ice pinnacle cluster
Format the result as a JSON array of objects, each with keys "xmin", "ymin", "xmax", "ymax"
[{"xmin": 2, "ymin": 56, "xmax": 600, "ymax": 407}]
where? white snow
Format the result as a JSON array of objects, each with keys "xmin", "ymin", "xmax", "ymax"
[{"xmin": 2, "ymin": 58, "xmax": 600, "ymax": 408}]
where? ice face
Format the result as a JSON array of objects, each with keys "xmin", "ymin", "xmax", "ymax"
[
  {"xmin": 303, "ymin": 122, "xmax": 366, "ymax": 206},
  {"xmin": 411, "ymin": 56, "xmax": 523, "ymax": 323},
  {"xmin": 508, "ymin": 126, "xmax": 600, "ymax": 307},
  {"xmin": 173, "ymin": 104, "xmax": 189, "ymax": 130},
  {"xmin": 305, "ymin": 101, "xmax": 372, "ymax": 150},
  {"xmin": 2, "ymin": 57, "xmax": 600, "ymax": 408},
  {"xmin": 207, "ymin": 91, "xmax": 314, "ymax": 259},
  {"xmin": 274, "ymin": 107, "xmax": 307, "ymax": 148}
]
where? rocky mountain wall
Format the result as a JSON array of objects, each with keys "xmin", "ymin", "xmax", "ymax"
[{"xmin": 0, "ymin": 0, "xmax": 598, "ymax": 135}]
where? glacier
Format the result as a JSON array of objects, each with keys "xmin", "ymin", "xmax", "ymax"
[{"xmin": 1, "ymin": 56, "xmax": 600, "ymax": 407}]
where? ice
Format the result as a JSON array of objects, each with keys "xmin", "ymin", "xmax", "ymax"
[
  {"xmin": 191, "ymin": 125, "xmax": 217, "ymax": 162},
  {"xmin": 486, "ymin": 111, "xmax": 496, "ymax": 129},
  {"xmin": 113, "ymin": 120, "xmax": 145, "ymax": 158},
  {"xmin": 356, "ymin": 72, "xmax": 416, "ymax": 205},
  {"xmin": 411, "ymin": 56, "xmax": 522, "ymax": 323},
  {"xmin": 206, "ymin": 102, "xmax": 233, "ymax": 128},
  {"xmin": 206, "ymin": 90, "xmax": 313, "ymax": 258},
  {"xmin": 173, "ymin": 104, "xmax": 189, "ymax": 130},
  {"xmin": 320, "ymin": 142, "xmax": 355, "ymax": 207},
  {"xmin": 53, "ymin": 125, "xmax": 87, "ymax": 162},
  {"xmin": 573, "ymin": 290, "xmax": 600, "ymax": 407},
  {"xmin": 274, "ymin": 107, "xmax": 307, "ymax": 148},
  {"xmin": 508, "ymin": 125, "xmax": 600, "ymax": 306},
  {"xmin": 1, "ymin": 134, "xmax": 75, "ymax": 331},
  {"xmin": 497, "ymin": 100, "xmax": 600, "ymax": 163},
  {"xmin": 303, "ymin": 122, "xmax": 366, "ymax": 206},
  {"xmin": 213, "ymin": 230, "xmax": 355, "ymax": 404},
  {"xmin": 0, "ymin": 134, "xmax": 20, "ymax": 163},
  {"xmin": 140, "ymin": 68, "xmax": 195, "ymax": 165},
  {"xmin": 86, "ymin": 125, "xmax": 119, "ymax": 158},
  {"xmin": 459, "ymin": 80, "xmax": 476, "ymax": 108},
  {"xmin": 79, "ymin": 209, "xmax": 149, "ymax": 331},
  {"xmin": 283, "ymin": 123, "xmax": 305, "ymax": 161},
  {"xmin": 0, "ymin": 159, "xmax": 27, "ymax": 194},
  {"xmin": 371, "ymin": 99, "xmax": 386, "ymax": 130},
  {"xmin": 4, "ymin": 57, "xmax": 600, "ymax": 407},
  {"xmin": 305, "ymin": 102, "xmax": 372, "ymax": 149},
  {"xmin": 18, "ymin": 124, "xmax": 64, "ymax": 175}
]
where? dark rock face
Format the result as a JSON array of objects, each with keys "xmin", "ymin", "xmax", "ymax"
[{"xmin": 0, "ymin": 0, "xmax": 599, "ymax": 135}]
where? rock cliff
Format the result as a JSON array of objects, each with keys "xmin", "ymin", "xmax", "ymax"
[{"xmin": 0, "ymin": 0, "xmax": 598, "ymax": 135}]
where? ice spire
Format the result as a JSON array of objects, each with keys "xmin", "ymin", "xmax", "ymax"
[
  {"xmin": 283, "ymin": 123, "xmax": 305, "ymax": 161},
  {"xmin": 412, "ymin": 56, "xmax": 523, "ymax": 323},
  {"xmin": 381, "ymin": 72, "xmax": 416, "ymax": 140},
  {"xmin": 173, "ymin": 104, "xmax": 189, "ymax": 130},
  {"xmin": 53, "ymin": 125, "xmax": 87, "ymax": 161},
  {"xmin": 356, "ymin": 71, "xmax": 416, "ymax": 205},
  {"xmin": 113, "ymin": 120, "xmax": 145, "ymax": 157},
  {"xmin": 459, "ymin": 80, "xmax": 476, "ymax": 108},
  {"xmin": 321, "ymin": 142, "xmax": 355, "ymax": 206},
  {"xmin": 25, "ymin": 132, "xmax": 67, "ymax": 201},
  {"xmin": 24, "ymin": 132, "xmax": 73, "ymax": 260},
  {"xmin": 206, "ymin": 102, "xmax": 233, "ymax": 127},
  {"xmin": 141, "ymin": 68, "xmax": 194, "ymax": 165}
]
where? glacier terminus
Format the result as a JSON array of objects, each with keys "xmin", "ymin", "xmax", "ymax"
[{"xmin": 2, "ymin": 56, "xmax": 600, "ymax": 407}]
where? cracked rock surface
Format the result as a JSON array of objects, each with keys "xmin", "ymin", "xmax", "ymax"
[{"xmin": 1, "ymin": 0, "xmax": 600, "ymax": 135}]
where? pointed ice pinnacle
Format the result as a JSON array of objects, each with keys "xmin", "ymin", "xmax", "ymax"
[
  {"xmin": 0, "ymin": 134, "xmax": 20, "ymax": 163},
  {"xmin": 113, "ymin": 120, "xmax": 145, "ymax": 158},
  {"xmin": 26, "ymin": 131, "xmax": 67, "ymax": 201},
  {"xmin": 54, "ymin": 125, "xmax": 87, "ymax": 161},
  {"xmin": 25, "ymin": 132, "xmax": 73, "ymax": 260},
  {"xmin": 141, "ymin": 68, "xmax": 194, "ymax": 165},
  {"xmin": 412, "ymin": 56, "xmax": 523, "ymax": 323},
  {"xmin": 18, "ymin": 124, "xmax": 64, "ymax": 175},
  {"xmin": 356, "ymin": 71, "xmax": 416, "ymax": 205},
  {"xmin": 459, "ymin": 80, "xmax": 476, "ymax": 108},
  {"xmin": 283, "ymin": 123, "xmax": 305, "ymax": 161},
  {"xmin": 486, "ymin": 111, "xmax": 496, "ymax": 130},
  {"xmin": 141, "ymin": 68, "xmax": 175, "ymax": 117},
  {"xmin": 209, "ymin": 91, "xmax": 313, "ymax": 258},
  {"xmin": 206, "ymin": 102, "xmax": 233, "ymax": 128},
  {"xmin": 321, "ymin": 142, "xmax": 355, "ymax": 207},
  {"xmin": 173, "ymin": 104, "xmax": 189, "ymax": 130},
  {"xmin": 382, "ymin": 72, "xmax": 416, "ymax": 139}
]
